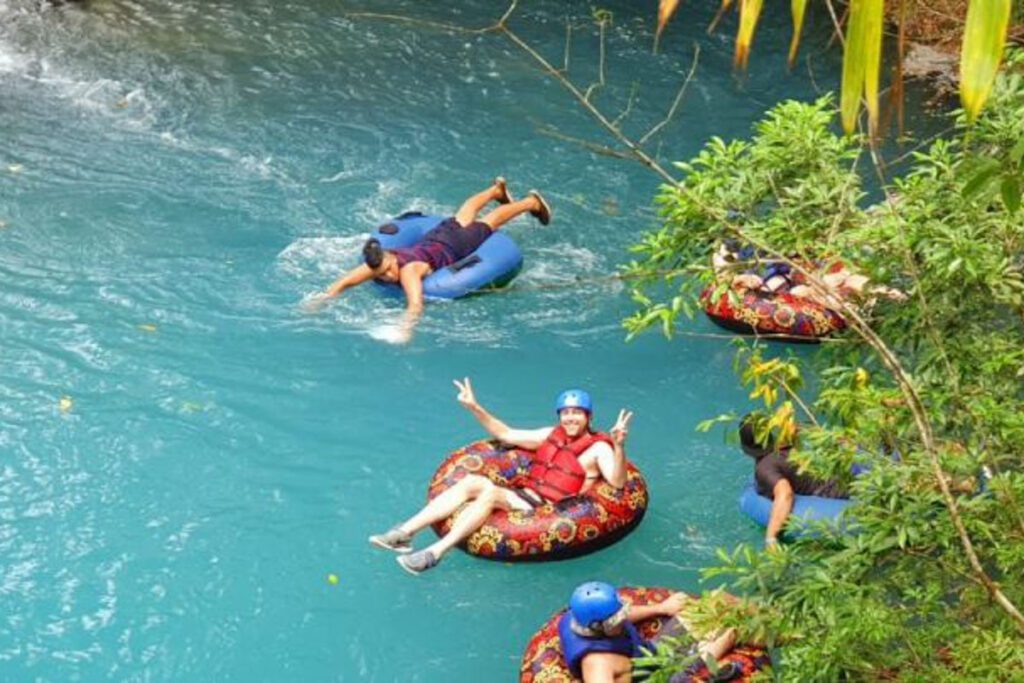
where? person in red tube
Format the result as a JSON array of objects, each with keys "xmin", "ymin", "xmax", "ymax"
[{"xmin": 368, "ymin": 378, "xmax": 632, "ymax": 575}]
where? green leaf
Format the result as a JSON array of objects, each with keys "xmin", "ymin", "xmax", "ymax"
[
  {"xmin": 960, "ymin": 0, "xmax": 1012, "ymax": 122},
  {"xmin": 841, "ymin": 0, "xmax": 884, "ymax": 135},
  {"xmin": 734, "ymin": 0, "xmax": 764, "ymax": 69},
  {"xmin": 962, "ymin": 163, "xmax": 1001, "ymax": 197},
  {"xmin": 1001, "ymin": 175, "xmax": 1021, "ymax": 213},
  {"xmin": 1012, "ymin": 137, "xmax": 1024, "ymax": 165},
  {"xmin": 787, "ymin": 0, "xmax": 809, "ymax": 67}
]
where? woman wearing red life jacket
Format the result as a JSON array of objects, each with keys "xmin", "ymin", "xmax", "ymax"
[{"xmin": 368, "ymin": 378, "xmax": 633, "ymax": 575}]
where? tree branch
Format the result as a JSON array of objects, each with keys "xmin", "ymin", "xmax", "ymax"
[{"xmin": 640, "ymin": 43, "xmax": 700, "ymax": 146}]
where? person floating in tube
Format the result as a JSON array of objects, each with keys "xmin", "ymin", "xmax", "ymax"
[
  {"xmin": 368, "ymin": 379, "xmax": 632, "ymax": 575},
  {"xmin": 738, "ymin": 415, "xmax": 848, "ymax": 550},
  {"xmin": 560, "ymin": 582, "xmax": 741, "ymax": 683},
  {"xmin": 304, "ymin": 178, "xmax": 551, "ymax": 342}
]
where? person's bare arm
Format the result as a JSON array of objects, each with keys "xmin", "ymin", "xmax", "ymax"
[
  {"xmin": 628, "ymin": 592, "xmax": 689, "ymax": 622},
  {"xmin": 593, "ymin": 410, "xmax": 632, "ymax": 489},
  {"xmin": 453, "ymin": 378, "xmax": 551, "ymax": 448},
  {"xmin": 303, "ymin": 264, "xmax": 376, "ymax": 312},
  {"xmin": 390, "ymin": 263, "xmax": 431, "ymax": 343},
  {"xmin": 765, "ymin": 478, "xmax": 795, "ymax": 549},
  {"xmin": 325, "ymin": 264, "xmax": 375, "ymax": 297},
  {"xmin": 399, "ymin": 263, "xmax": 429, "ymax": 316}
]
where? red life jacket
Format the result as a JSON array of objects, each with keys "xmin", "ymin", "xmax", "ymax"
[{"xmin": 527, "ymin": 426, "xmax": 613, "ymax": 503}]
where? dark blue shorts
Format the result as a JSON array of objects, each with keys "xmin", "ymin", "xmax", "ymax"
[{"xmin": 394, "ymin": 218, "xmax": 493, "ymax": 271}]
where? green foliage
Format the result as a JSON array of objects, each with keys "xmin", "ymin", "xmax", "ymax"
[{"xmin": 625, "ymin": 55, "xmax": 1024, "ymax": 680}]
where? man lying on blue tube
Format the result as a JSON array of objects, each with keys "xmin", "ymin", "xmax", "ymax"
[
  {"xmin": 306, "ymin": 178, "xmax": 550, "ymax": 342},
  {"xmin": 738, "ymin": 415, "xmax": 848, "ymax": 550}
]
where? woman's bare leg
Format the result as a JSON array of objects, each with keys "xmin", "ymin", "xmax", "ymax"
[
  {"xmin": 698, "ymin": 627, "xmax": 737, "ymax": 663},
  {"xmin": 421, "ymin": 485, "xmax": 528, "ymax": 559},
  {"xmin": 454, "ymin": 178, "xmax": 511, "ymax": 226},
  {"xmin": 395, "ymin": 474, "xmax": 490, "ymax": 536},
  {"xmin": 480, "ymin": 190, "xmax": 551, "ymax": 230}
]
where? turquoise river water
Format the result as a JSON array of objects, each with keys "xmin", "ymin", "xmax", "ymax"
[{"xmin": 0, "ymin": 1, "xmax": 938, "ymax": 680}]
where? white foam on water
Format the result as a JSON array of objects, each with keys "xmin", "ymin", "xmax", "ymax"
[
  {"xmin": 276, "ymin": 234, "xmax": 365, "ymax": 280},
  {"xmin": 0, "ymin": 40, "xmax": 26, "ymax": 75}
]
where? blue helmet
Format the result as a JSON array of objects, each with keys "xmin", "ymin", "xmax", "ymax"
[
  {"xmin": 555, "ymin": 389, "xmax": 593, "ymax": 414},
  {"xmin": 569, "ymin": 581, "xmax": 622, "ymax": 631}
]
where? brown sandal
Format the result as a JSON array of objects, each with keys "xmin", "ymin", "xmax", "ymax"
[
  {"xmin": 528, "ymin": 190, "xmax": 552, "ymax": 226},
  {"xmin": 494, "ymin": 176, "xmax": 514, "ymax": 205}
]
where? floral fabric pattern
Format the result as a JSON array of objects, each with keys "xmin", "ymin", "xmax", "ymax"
[
  {"xmin": 701, "ymin": 286, "xmax": 846, "ymax": 340},
  {"xmin": 427, "ymin": 440, "xmax": 648, "ymax": 561},
  {"xmin": 519, "ymin": 587, "xmax": 771, "ymax": 683}
]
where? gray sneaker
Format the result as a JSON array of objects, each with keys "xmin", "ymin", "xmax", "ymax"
[
  {"xmin": 368, "ymin": 528, "xmax": 412, "ymax": 553},
  {"xmin": 397, "ymin": 550, "xmax": 439, "ymax": 575}
]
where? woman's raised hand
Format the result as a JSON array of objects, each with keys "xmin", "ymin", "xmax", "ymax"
[
  {"xmin": 453, "ymin": 377, "xmax": 478, "ymax": 410},
  {"xmin": 610, "ymin": 409, "xmax": 633, "ymax": 446}
]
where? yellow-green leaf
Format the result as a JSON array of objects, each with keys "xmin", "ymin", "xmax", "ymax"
[
  {"xmin": 734, "ymin": 0, "xmax": 764, "ymax": 69},
  {"xmin": 861, "ymin": 0, "xmax": 884, "ymax": 136},
  {"xmin": 788, "ymin": 0, "xmax": 809, "ymax": 67},
  {"xmin": 656, "ymin": 0, "xmax": 682, "ymax": 47},
  {"xmin": 960, "ymin": 0, "xmax": 1012, "ymax": 122},
  {"xmin": 840, "ymin": 0, "xmax": 884, "ymax": 135}
]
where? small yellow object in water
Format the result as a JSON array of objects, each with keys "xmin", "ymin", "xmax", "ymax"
[
  {"xmin": 0, "ymin": 220, "xmax": 7, "ymax": 229},
  {"xmin": 7, "ymin": 164, "xmax": 23, "ymax": 174},
  {"xmin": 59, "ymin": 396, "xmax": 73, "ymax": 413},
  {"xmin": 327, "ymin": 573, "xmax": 339, "ymax": 585},
  {"xmin": 138, "ymin": 323, "xmax": 158, "ymax": 333}
]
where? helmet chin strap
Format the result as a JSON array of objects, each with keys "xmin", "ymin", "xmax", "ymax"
[{"xmin": 570, "ymin": 603, "xmax": 629, "ymax": 638}]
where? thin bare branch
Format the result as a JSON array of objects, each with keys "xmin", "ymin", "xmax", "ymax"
[
  {"xmin": 497, "ymin": 25, "xmax": 679, "ymax": 183},
  {"xmin": 707, "ymin": 1, "xmax": 732, "ymax": 35},
  {"xmin": 346, "ymin": 12, "xmax": 488, "ymax": 34},
  {"xmin": 495, "ymin": 0, "xmax": 519, "ymax": 29},
  {"xmin": 352, "ymin": 1, "xmax": 680, "ymax": 184},
  {"xmin": 640, "ymin": 43, "xmax": 701, "ymax": 145},
  {"xmin": 824, "ymin": 0, "xmax": 847, "ymax": 49},
  {"xmin": 563, "ymin": 19, "xmax": 573, "ymax": 72},
  {"xmin": 612, "ymin": 82, "xmax": 641, "ymax": 128},
  {"xmin": 781, "ymin": 380, "xmax": 821, "ymax": 426},
  {"xmin": 584, "ymin": 15, "xmax": 609, "ymax": 102},
  {"xmin": 534, "ymin": 123, "xmax": 635, "ymax": 160}
]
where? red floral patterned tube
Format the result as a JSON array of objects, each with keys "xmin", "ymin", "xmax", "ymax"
[
  {"xmin": 519, "ymin": 586, "xmax": 771, "ymax": 682},
  {"xmin": 427, "ymin": 439, "xmax": 648, "ymax": 561},
  {"xmin": 701, "ymin": 285, "xmax": 846, "ymax": 342}
]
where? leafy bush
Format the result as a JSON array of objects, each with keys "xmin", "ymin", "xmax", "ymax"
[{"xmin": 625, "ymin": 54, "xmax": 1024, "ymax": 681}]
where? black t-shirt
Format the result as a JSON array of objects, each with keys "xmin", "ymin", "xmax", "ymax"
[{"xmin": 754, "ymin": 450, "xmax": 847, "ymax": 499}]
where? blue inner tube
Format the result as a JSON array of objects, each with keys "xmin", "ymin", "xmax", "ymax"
[
  {"xmin": 369, "ymin": 212, "xmax": 523, "ymax": 300},
  {"xmin": 738, "ymin": 480, "xmax": 853, "ymax": 539}
]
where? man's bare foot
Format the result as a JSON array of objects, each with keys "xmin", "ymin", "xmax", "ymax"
[
  {"xmin": 528, "ymin": 190, "xmax": 551, "ymax": 226},
  {"xmin": 493, "ymin": 177, "xmax": 513, "ymax": 205}
]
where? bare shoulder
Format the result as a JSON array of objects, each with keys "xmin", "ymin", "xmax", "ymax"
[
  {"xmin": 581, "ymin": 651, "xmax": 632, "ymax": 678},
  {"xmin": 583, "ymin": 439, "xmax": 615, "ymax": 459}
]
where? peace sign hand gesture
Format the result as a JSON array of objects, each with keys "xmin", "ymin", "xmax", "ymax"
[
  {"xmin": 610, "ymin": 409, "xmax": 632, "ymax": 447},
  {"xmin": 453, "ymin": 377, "xmax": 479, "ymax": 411}
]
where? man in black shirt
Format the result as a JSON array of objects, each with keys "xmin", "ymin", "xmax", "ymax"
[{"xmin": 739, "ymin": 416, "xmax": 848, "ymax": 549}]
